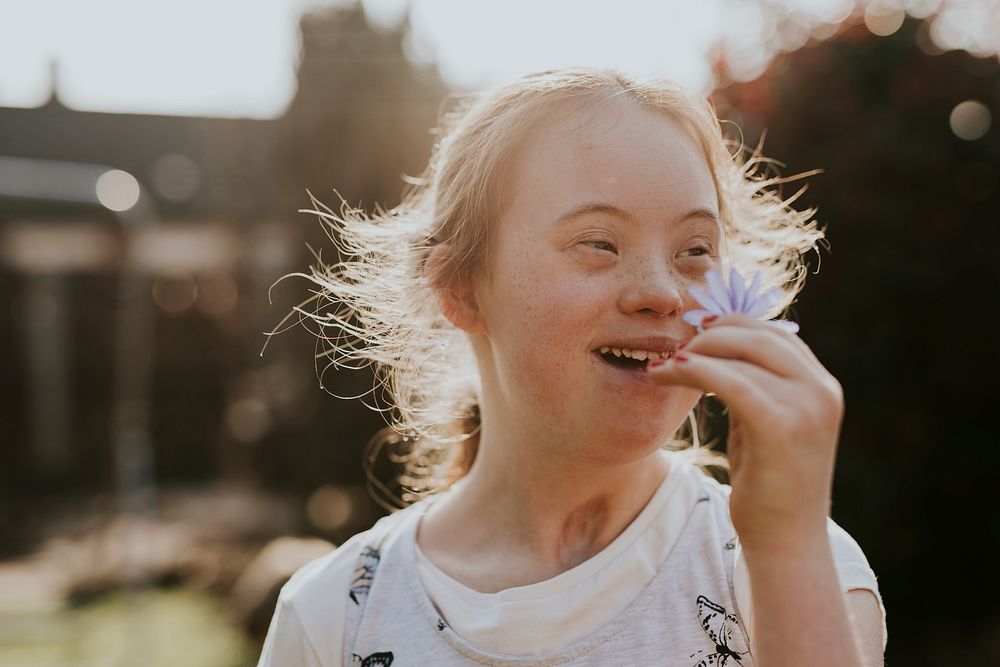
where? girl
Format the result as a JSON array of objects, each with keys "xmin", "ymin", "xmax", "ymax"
[{"xmin": 259, "ymin": 68, "xmax": 887, "ymax": 666}]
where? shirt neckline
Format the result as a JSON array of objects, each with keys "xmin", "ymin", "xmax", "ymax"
[{"xmin": 411, "ymin": 450, "xmax": 693, "ymax": 603}]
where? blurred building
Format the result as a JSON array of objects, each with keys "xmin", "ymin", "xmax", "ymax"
[{"xmin": 0, "ymin": 3, "xmax": 447, "ymax": 515}]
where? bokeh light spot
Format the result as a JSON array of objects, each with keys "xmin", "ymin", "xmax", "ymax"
[
  {"xmin": 225, "ymin": 398, "xmax": 271, "ymax": 443},
  {"xmin": 96, "ymin": 169, "xmax": 141, "ymax": 211},
  {"xmin": 306, "ymin": 485, "xmax": 354, "ymax": 533},
  {"xmin": 152, "ymin": 269, "xmax": 198, "ymax": 314},
  {"xmin": 949, "ymin": 100, "xmax": 992, "ymax": 140},
  {"xmin": 864, "ymin": 4, "xmax": 906, "ymax": 37},
  {"xmin": 196, "ymin": 270, "xmax": 239, "ymax": 316},
  {"xmin": 150, "ymin": 153, "xmax": 202, "ymax": 202}
]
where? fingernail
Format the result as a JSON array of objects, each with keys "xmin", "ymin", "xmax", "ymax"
[
  {"xmin": 674, "ymin": 352, "xmax": 689, "ymax": 363},
  {"xmin": 678, "ymin": 340, "xmax": 689, "ymax": 350},
  {"xmin": 702, "ymin": 315, "xmax": 718, "ymax": 325},
  {"xmin": 648, "ymin": 358, "xmax": 667, "ymax": 369}
]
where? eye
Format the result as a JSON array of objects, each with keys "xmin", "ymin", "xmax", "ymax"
[
  {"xmin": 581, "ymin": 239, "xmax": 618, "ymax": 254},
  {"xmin": 684, "ymin": 246, "xmax": 712, "ymax": 257}
]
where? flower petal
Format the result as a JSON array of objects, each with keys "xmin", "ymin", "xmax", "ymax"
[
  {"xmin": 705, "ymin": 270, "xmax": 734, "ymax": 313},
  {"xmin": 682, "ymin": 309, "xmax": 712, "ymax": 331},
  {"xmin": 729, "ymin": 267, "xmax": 747, "ymax": 314},
  {"xmin": 688, "ymin": 284, "xmax": 727, "ymax": 315},
  {"xmin": 745, "ymin": 285, "xmax": 782, "ymax": 319},
  {"xmin": 744, "ymin": 271, "xmax": 763, "ymax": 308}
]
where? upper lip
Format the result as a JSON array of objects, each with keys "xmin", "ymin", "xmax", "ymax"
[{"xmin": 593, "ymin": 336, "xmax": 680, "ymax": 353}]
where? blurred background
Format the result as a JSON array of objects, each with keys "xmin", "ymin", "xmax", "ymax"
[{"xmin": 0, "ymin": 0, "xmax": 997, "ymax": 664}]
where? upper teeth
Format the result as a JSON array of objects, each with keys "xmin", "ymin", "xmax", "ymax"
[{"xmin": 599, "ymin": 346, "xmax": 672, "ymax": 361}]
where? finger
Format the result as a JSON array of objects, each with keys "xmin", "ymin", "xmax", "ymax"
[
  {"xmin": 703, "ymin": 313, "xmax": 824, "ymax": 372},
  {"xmin": 679, "ymin": 325, "xmax": 812, "ymax": 379},
  {"xmin": 647, "ymin": 349, "xmax": 782, "ymax": 419}
]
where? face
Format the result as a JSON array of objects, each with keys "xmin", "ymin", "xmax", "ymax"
[{"xmin": 468, "ymin": 100, "xmax": 724, "ymax": 461}]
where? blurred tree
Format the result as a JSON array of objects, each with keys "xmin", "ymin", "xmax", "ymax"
[{"xmin": 712, "ymin": 15, "xmax": 999, "ymax": 665}]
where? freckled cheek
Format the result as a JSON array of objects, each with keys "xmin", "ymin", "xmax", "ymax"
[{"xmin": 498, "ymin": 281, "xmax": 597, "ymax": 369}]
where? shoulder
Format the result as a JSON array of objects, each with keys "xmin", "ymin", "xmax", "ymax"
[
  {"xmin": 823, "ymin": 516, "xmax": 882, "ymax": 590},
  {"xmin": 258, "ymin": 507, "xmax": 418, "ymax": 667},
  {"xmin": 257, "ymin": 530, "xmax": 365, "ymax": 667},
  {"xmin": 277, "ymin": 504, "xmax": 420, "ymax": 615},
  {"xmin": 697, "ymin": 469, "xmax": 733, "ymax": 501},
  {"xmin": 282, "ymin": 529, "xmax": 366, "ymax": 622},
  {"xmin": 659, "ymin": 456, "xmax": 737, "ymax": 541},
  {"xmin": 820, "ymin": 515, "xmax": 888, "ymax": 651},
  {"xmin": 685, "ymin": 464, "xmax": 735, "ymax": 516},
  {"xmin": 730, "ymin": 510, "xmax": 887, "ymax": 653},
  {"xmin": 688, "ymin": 470, "xmax": 880, "ymax": 586},
  {"xmin": 699, "ymin": 469, "xmax": 883, "ymax": 594},
  {"xmin": 685, "ymin": 467, "xmax": 888, "ymax": 650}
]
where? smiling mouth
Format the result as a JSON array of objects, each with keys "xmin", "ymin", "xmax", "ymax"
[{"xmin": 594, "ymin": 346, "xmax": 675, "ymax": 372}]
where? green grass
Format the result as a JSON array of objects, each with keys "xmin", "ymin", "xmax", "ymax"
[{"xmin": 0, "ymin": 588, "xmax": 256, "ymax": 667}]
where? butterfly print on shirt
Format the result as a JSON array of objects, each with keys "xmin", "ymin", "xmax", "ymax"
[
  {"xmin": 352, "ymin": 651, "xmax": 393, "ymax": 666},
  {"xmin": 689, "ymin": 595, "xmax": 750, "ymax": 666},
  {"xmin": 349, "ymin": 545, "xmax": 382, "ymax": 605}
]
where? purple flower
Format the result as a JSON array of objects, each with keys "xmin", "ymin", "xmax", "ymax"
[{"xmin": 682, "ymin": 268, "xmax": 800, "ymax": 334}]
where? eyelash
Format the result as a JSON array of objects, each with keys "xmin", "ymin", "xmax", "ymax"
[
  {"xmin": 581, "ymin": 240, "xmax": 712, "ymax": 257},
  {"xmin": 583, "ymin": 240, "xmax": 617, "ymax": 253}
]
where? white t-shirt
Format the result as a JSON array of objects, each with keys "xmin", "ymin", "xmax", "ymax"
[{"xmin": 258, "ymin": 451, "xmax": 887, "ymax": 665}]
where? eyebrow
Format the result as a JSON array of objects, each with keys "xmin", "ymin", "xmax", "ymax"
[{"xmin": 554, "ymin": 202, "xmax": 721, "ymax": 228}]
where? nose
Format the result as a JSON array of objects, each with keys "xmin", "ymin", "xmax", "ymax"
[{"xmin": 618, "ymin": 259, "xmax": 685, "ymax": 318}]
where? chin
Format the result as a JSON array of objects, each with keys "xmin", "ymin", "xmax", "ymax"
[
  {"xmin": 592, "ymin": 418, "xmax": 685, "ymax": 461},
  {"xmin": 593, "ymin": 391, "xmax": 698, "ymax": 439}
]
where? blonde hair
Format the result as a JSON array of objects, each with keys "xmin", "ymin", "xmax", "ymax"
[{"xmin": 268, "ymin": 67, "xmax": 826, "ymax": 509}]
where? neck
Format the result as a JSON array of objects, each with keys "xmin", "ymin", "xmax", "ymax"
[
  {"xmin": 417, "ymin": 423, "xmax": 671, "ymax": 590},
  {"xmin": 470, "ymin": 439, "xmax": 670, "ymax": 561}
]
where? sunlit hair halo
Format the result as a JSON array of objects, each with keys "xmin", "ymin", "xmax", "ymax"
[{"xmin": 265, "ymin": 67, "xmax": 827, "ymax": 510}]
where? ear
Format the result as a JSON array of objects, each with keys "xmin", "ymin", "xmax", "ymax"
[{"xmin": 424, "ymin": 243, "xmax": 486, "ymax": 334}]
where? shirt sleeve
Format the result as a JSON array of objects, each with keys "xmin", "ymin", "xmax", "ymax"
[
  {"xmin": 257, "ymin": 591, "xmax": 327, "ymax": 667},
  {"xmin": 255, "ymin": 535, "xmax": 364, "ymax": 667},
  {"xmin": 732, "ymin": 516, "xmax": 888, "ymax": 654}
]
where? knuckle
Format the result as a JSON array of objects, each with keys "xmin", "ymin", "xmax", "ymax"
[
  {"xmin": 811, "ymin": 381, "xmax": 844, "ymax": 424},
  {"xmin": 823, "ymin": 376, "xmax": 845, "ymax": 408},
  {"xmin": 786, "ymin": 381, "xmax": 843, "ymax": 434}
]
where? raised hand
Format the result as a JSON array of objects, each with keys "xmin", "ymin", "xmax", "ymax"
[{"xmin": 648, "ymin": 273, "xmax": 844, "ymax": 551}]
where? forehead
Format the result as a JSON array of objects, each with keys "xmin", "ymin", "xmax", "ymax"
[{"xmin": 502, "ymin": 100, "xmax": 719, "ymax": 228}]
